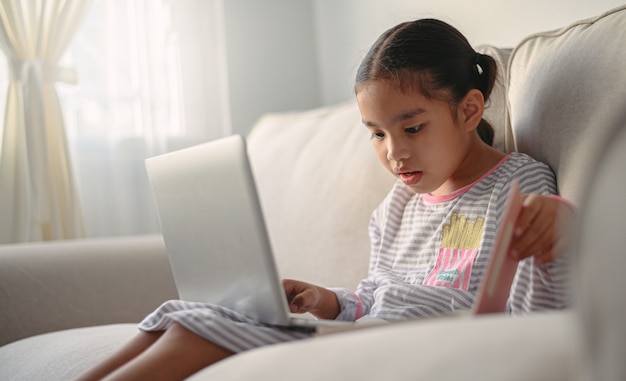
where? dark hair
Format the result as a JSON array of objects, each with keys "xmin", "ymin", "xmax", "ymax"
[{"xmin": 355, "ymin": 19, "xmax": 497, "ymax": 146}]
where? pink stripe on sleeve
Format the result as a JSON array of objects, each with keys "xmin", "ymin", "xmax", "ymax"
[{"xmin": 353, "ymin": 293, "xmax": 363, "ymax": 320}]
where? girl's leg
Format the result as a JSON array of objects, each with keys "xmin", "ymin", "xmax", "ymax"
[
  {"xmin": 74, "ymin": 329, "xmax": 164, "ymax": 381},
  {"xmin": 102, "ymin": 322, "xmax": 234, "ymax": 381}
]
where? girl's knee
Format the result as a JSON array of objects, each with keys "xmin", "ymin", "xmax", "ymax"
[{"xmin": 162, "ymin": 322, "xmax": 233, "ymax": 359}]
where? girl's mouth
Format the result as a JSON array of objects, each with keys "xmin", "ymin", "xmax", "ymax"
[{"xmin": 399, "ymin": 171, "xmax": 422, "ymax": 185}]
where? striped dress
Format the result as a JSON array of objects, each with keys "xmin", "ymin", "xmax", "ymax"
[{"xmin": 138, "ymin": 152, "xmax": 570, "ymax": 352}]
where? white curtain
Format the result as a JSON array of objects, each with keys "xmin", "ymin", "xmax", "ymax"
[
  {"xmin": 58, "ymin": 0, "xmax": 231, "ymax": 237},
  {"xmin": 0, "ymin": 0, "xmax": 91, "ymax": 243}
]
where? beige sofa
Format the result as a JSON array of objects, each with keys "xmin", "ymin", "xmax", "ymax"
[{"xmin": 1, "ymin": 5, "xmax": 625, "ymax": 380}]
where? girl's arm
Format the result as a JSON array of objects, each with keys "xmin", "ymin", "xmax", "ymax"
[
  {"xmin": 282, "ymin": 279, "xmax": 375, "ymax": 321},
  {"xmin": 333, "ymin": 275, "xmax": 476, "ymax": 321},
  {"xmin": 330, "ymin": 277, "xmax": 377, "ymax": 321}
]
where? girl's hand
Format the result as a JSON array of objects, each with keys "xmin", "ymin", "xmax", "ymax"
[
  {"xmin": 510, "ymin": 194, "xmax": 575, "ymax": 265},
  {"xmin": 282, "ymin": 279, "xmax": 340, "ymax": 320}
]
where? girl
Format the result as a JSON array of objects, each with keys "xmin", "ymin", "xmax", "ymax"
[{"xmin": 75, "ymin": 18, "xmax": 571, "ymax": 381}]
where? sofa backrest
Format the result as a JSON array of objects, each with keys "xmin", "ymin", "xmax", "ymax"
[
  {"xmin": 507, "ymin": 5, "xmax": 626, "ymax": 207},
  {"xmin": 247, "ymin": 102, "xmax": 395, "ymax": 289},
  {"xmin": 507, "ymin": 5, "xmax": 626, "ymax": 380}
]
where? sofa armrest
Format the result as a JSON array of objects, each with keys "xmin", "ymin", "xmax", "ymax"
[{"xmin": 0, "ymin": 235, "xmax": 178, "ymax": 346}]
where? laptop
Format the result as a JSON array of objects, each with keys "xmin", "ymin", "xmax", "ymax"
[{"xmin": 145, "ymin": 134, "xmax": 522, "ymax": 332}]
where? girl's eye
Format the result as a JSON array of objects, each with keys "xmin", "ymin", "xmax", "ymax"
[
  {"xmin": 371, "ymin": 132, "xmax": 385, "ymax": 140},
  {"xmin": 405, "ymin": 125, "xmax": 423, "ymax": 134}
]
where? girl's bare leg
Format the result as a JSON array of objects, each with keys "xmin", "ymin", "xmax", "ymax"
[
  {"xmin": 74, "ymin": 330, "xmax": 164, "ymax": 381},
  {"xmin": 102, "ymin": 322, "xmax": 233, "ymax": 381}
]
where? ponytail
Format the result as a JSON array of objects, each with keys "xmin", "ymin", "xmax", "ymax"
[
  {"xmin": 476, "ymin": 119, "xmax": 494, "ymax": 146},
  {"xmin": 472, "ymin": 53, "xmax": 497, "ymax": 103}
]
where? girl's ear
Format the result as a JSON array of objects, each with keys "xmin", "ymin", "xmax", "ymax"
[{"xmin": 458, "ymin": 89, "xmax": 485, "ymax": 132}]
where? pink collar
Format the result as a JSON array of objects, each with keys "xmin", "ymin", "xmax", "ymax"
[{"xmin": 422, "ymin": 153, "xmax": 513, "ymax": 203}]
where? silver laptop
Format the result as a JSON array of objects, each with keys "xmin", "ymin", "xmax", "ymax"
[
  {"xmin": 145, "ymin": 134, "xmax": 522, "ymax": 331},
  {"xmin": 145, "ymin": 134, "xmax": 353, "ymax": 331}
]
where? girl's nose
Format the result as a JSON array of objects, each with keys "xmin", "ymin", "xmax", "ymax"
[{"xmin": 386, "ymin": 138, "xmax": 410, "ymax": 162}]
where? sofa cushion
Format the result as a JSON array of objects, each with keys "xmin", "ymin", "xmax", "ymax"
[
  {"xmin": 507, "ymin": 4, "xmax": 626, "ymax": 206},
  {"xmin": 0, "ymin": 324, "xmax": 137, "ymax": 380},
  {"xmin": 0, "ymin": 314, "xmax": 579, "ymax": 381},
  {"xmin": 192, "ymin": 312, "xmax": 579, "ymax": 381}
]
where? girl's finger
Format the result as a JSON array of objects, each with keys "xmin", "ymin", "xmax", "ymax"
[{"xmin": 511, "ymin": 216, "xmax": 553, "ymax": 259}]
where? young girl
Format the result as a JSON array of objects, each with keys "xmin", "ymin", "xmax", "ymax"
[{"xmin": 75, "ymin": 18, "xmax": 572, "ymax": 380}]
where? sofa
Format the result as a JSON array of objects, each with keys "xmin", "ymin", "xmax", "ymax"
[{"xmin": 1, "ymin": 5, "xmax": 625, "ymax": 380}]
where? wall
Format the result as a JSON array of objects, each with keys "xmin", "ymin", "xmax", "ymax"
[
  {"xmin": 313, "ymin": 0, "xmax": 626, "ymax": 105},
  {"xmin": 222, "ymin": 0, "xmax": 321, "ymax": 136},
  {"xmin": 221, "ymin": 0, "xmax": 624, "ymax": 135}
]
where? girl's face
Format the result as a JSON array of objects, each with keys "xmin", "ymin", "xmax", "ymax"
[{"xmin": 357, "ymin": 80, "xmax": 478, "ymax": 196}]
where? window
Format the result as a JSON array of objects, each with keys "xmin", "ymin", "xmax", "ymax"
[{"xmin": 57, "ymin": 0, "xmax": 230, "ymax": 236}]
